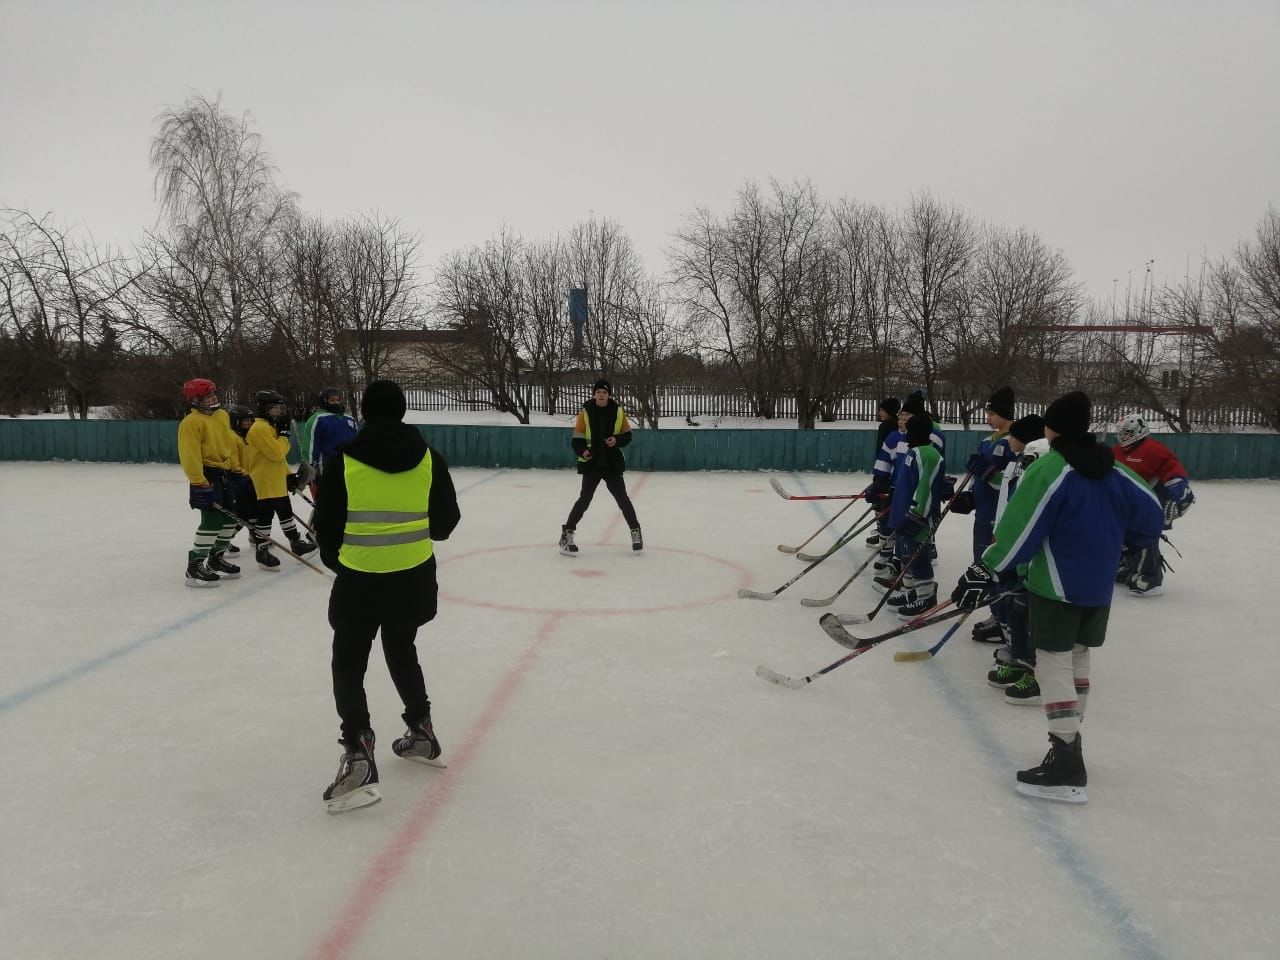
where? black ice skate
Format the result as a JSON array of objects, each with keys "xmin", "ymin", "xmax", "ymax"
[
  {"xmin": 207, "ymin": 551, "xmax": 241, "ymax": 580},
  {"xmin": 184, "ymin": 558, "xmax": 220, "ymax": 588},
  {"xmin": 630, "ymin": 527, "xmax": 644, "ymax": 552},
  {"xmin": 872, "ymin": 558, "xmax": 903, "ymax": 593},
  {"xmin": 559, "ymin": 525, "xmax": 579, "ymax": 557},
  {"xmin": 864, "ymin": 531, "xmax": 885, "ymax": 549},
  {"xmin": 895, "ymin": 582, "xmax": 937, "ymax": 619},
  {"xmin": 288, "ymin": 534, "xmax": 317, "ymax": 557},
  {"xmin": 971, "ymin": 616, "xmax": 1005, "ymax": 643},
  {"xmin": 1015, "ymin": 733, "xmax": 1087, "ymax": 804},
  {"xmin": 392, "ymin": 715, "xmax": 446, "ymax": 768},
  {"xmin": 256, "ymin": 545, "xmax": 281, "ymax": 571},
  {"xmin": 323, "ymin": 729, "xmax": 381, "ymax": 813},
  {"xmin": 223, "ymin": 542, "xmax": 241, "ymax": 557}
]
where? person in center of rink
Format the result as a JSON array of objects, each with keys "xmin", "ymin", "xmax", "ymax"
[
  {"xmin": 951, "ymin": 391, "xmax": 1164, "ymax": 804},
  {"xmin": 314, "ymin": 379, "xmax": 461, "ymax": 813},
  {"xmin": 558, "ymin": 379, "xmax": 642, "ymax": 556}
]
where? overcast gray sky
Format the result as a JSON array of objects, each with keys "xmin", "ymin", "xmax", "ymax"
[{"xmin": 3, "ymin": 0, "xmax": 1277, "ymax": 305}]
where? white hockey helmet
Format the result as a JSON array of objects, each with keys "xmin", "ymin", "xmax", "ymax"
[{"xmin": 1115, "ymin": 413, "xmax": 1150, "ymax": 447}]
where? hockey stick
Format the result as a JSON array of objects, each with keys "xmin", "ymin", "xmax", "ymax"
[
  {"xmin": 214, "ymin": 504, "xmax": 329, "ymax": 577},
  {"xmin": 737, "ymin": 516, "xmax": 873, "ymax": 601},
  {"xmin": 777, "ymin": 500, "xmax": 867, "ymax": 554},
  {"xmin": 756, "ymin": 636, "xmax": 891, "ymax": 689},
  {"xmin": 893, "ymin": 609, "xmax": 976, "ymax": 661},
  {"xmin": 834, "ymin": 537, "xmax": 932, "ymax": 624},
  {"xmin": 795, "ymin": 508, "xmax": 886, "ymax": 562},
  {"xmin": 769, "ymin": 477, "xmax": 865, "ymax": 501},
  {"xmin": 820, "ymin": 599, "xmax": 959, "ymax": 649},
  {"xmin": 801, "ymin": 533, "xmax": 897, "ymax": 607}
]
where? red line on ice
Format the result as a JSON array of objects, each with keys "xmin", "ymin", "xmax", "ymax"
[{"xmin": 312, "ymin": 611, "xmax": 566, "ymax": 960}]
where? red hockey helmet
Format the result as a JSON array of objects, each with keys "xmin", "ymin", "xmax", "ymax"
[{"xmin": 183, "ymin": 378, "xmax": 218, "ymax": 402}]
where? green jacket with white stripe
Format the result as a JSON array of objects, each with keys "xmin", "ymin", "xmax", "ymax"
[{"xmin": 981, "ymin": 439, "xmax": 1164, "ymax": 607}]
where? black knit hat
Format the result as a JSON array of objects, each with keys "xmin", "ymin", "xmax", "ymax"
[
  {"xmin": 905, "ymin": 410, "xmax": 933, "ymax": 446},
  {"xmin": 592, "ymin": 379, "xmax": 612, "ymax": 394},
  {"xmin": 879, "ymin": 397, "xmax": 900, "ymax": 418},
  {"xmin": 986, "ymin": 386, "xmax": 1015, "ymax": 421},
  {"xmin": 1009, "ymin": 413, "xmax": 1045, "ymax": 444},
  {"xmin": 901, "ymin": 391, "xmax": 926, "ymax": 418},
  {"xmin": 1043, "ymin": 391, "xmax": 1091, "ymax": 439},
  {"xmin": 361, "ymin": 379, "xmax": 407, "ymax": 422}
]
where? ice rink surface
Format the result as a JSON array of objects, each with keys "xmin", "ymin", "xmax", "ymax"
[{"xmin": 1, "ymin": 461, "xmax": 1277, "ymax": 960}]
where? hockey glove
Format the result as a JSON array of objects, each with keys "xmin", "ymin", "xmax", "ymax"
[
  {"xmin": 294, "ymin": 461, "xmax": 315, "ymax": 489},
  {"xmin": 286, "ymin": 471, "xmax": 300, "ymax": 494},
  {"xmin": 948, "ymin": 490, "xmax": 975, "ymax": 515},
  {"xmin": 964, "ymin": 453, "xmax": 984, "ymax": 476},
  {"xmin": 189, "ymin": 483, "xmax": 216, "ymax": 510},
  {"xmin": 900, "ymin": 511, "xmax": 930, "ymax": 540},
  {"xmin": 952, "ymin": 562, "xmax": 998, "ymax": 611},
  {"xmin": 273, "ymin": 416, "xmax": 292, "ymax": 437}
]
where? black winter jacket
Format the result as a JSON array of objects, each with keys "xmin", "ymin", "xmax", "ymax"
[
  {"xmin": 315, "ymin": 419, "xmax": 461, "ymax": 628},
  {"xmin": 571, "ymin": 399, "xmax": 632, "ymax": 476}
]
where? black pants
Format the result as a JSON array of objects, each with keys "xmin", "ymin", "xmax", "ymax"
[
  {"xmin": 332, "ymin": 620, "xmax": 431, "ymax": 745},
  {"xmin": 566, "ymin": 472, "xmax": 639, "ymax": 530}
]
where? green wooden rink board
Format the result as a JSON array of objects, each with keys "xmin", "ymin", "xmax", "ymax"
[{"xmin": 2, "ymin": 420, "xmax": 1278, "ymax": 479}]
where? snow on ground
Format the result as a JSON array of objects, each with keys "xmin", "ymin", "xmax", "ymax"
[{"xmin": 1, "ymin": 462, "xmax": 1277, "ymax": 959}]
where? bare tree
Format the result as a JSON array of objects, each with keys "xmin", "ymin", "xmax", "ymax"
[
  {"xmin": 832, "ymin": 199, "xmax": 896, "ymax": 398},
  {"xmin": 669, "ymin": 181, "xmax": 795, "ymax": 419},
  {"xmin": 1203, "ymin": 207, "xmax": 1280, "ymax": 429},
  {"xmin": 944, "ymin": 224, "xmax": 1081, "ymax": 425},
  {"xmin": 327, "ymin": 212, "xmax": 422, "ymax": 385},
  {"xmin": 148, "ymin": 93, "xmax": 295, "ymax": 374},
  {"xmin": 885, "ymin": 192, "xmax": 977, "ymax": 401},
  {"xmin": 566, "ymin": 216, "xmax": 645, "ymax": 380},
  {"xmin": 431, "ymin": 231, "xmax": 532, "ymax": 423},
  {"xmin": 519, "ymin": 236, "xmax": 575, "ymax": 415},
  {"xmin": 0, "ymin": 211, "xmax": 142, "ymax": 418}
]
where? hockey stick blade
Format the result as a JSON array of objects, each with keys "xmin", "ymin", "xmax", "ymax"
[
  {"xmin": 835, "ymin": 611, "xmax": 871, "ymax": 625},
  {"xmin": 893, "ymin": 649, "xmax": 933, "ymax": 662},
  {"xmin": 737, "ymin": 588, "xmax": 776, "ymax": 601},
  {"xmin": 819, "ymin": 613, "xmax": 879, "ymax": 649},
  {"xmin": 800, "ymin": 594, "xmax": 837, "ymax": 608},
  {"xmin": 776, "ymin": 544, "xmax": 800, "ymax": 554},
  {"xmin": 754, "ymin": 665, "xmax": 808, "ymax": 689},
  {"xmin": 893, "ymin": 609, "xmax": 975, "ymax": 662},
  {"xmin": 769, "ymin": 477, "xmax": 795, "ymax": 500}
]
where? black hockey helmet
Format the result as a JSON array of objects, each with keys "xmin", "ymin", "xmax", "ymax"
[
  {"xmin": 227, "ymin": 403, "xmax": 255, "ymax": 436},
  {"xmin": 255, "ymin": 389, "xmax": 286, "ymax": 417},
  {"xmin": 318, "ymin": 386, "xmax": 344, "ymax": 413}
]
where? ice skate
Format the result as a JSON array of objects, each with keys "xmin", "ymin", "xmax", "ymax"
[
  {"xmin": 256, "ymin": 545, "xmax": 281, "ymax": 571},
  {"xmin": 206, "ymin": 551, "xmax": 241, "ymax": 580},
  {"xmin": 392, "ymin": 716, "xmax": 446, "ymax": 768},
  {"xmin": 558, "ymin": 525, "xmax": 579, "ymax": 557},
  {"xmin": 323, "ymin": 730, "xmax": 381, "ymax": 813},
  {"xmin": 184, "ymin": 558, "xmax": 220, "ymax": 588},
  {"xmin": 1015, "ymin": 733, "xmax": 1087, "ymax": 804}
]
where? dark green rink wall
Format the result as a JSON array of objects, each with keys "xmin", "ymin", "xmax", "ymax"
[{"xmin": 3, "ymin": 420, "xmax": 1280, "ymax": 480}]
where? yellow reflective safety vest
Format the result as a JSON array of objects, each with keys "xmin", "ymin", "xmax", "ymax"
[
  {"xmin": 338, "ymin": 452, "xmax": 433, "ymax": 573},
  {"xmin": 577, "ymin": 406, "xmax": 627, "ymax": 465}
]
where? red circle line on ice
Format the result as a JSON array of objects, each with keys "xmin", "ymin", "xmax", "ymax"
[{"xmin": 437, "ymin": 543, "xmax": 753, "ymax": 615}]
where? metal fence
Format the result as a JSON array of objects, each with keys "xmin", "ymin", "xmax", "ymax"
[{"xmin": 389, "ymin": 378, "xmax": 1271, "ymax": 430}]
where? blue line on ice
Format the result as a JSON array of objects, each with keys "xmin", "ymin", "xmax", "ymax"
[
  {"xmin": 0, "ymin": 469, "xmax": 507, "ymax": 719},
  {"xmin": 792, "ymin": 472, "xmax": 1170, "ymax": 960}
]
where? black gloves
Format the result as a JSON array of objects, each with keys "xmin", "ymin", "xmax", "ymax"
[
  {"xmin": 189, "ymin": 483, "xmax": 216, "ymax": 510},
  {"xmin": 952, "ymin": 562, "xmax": 998, "ymax": 611},
  {"xmin": 948, "ymin": 491, "xmax": 975, "ymax": 515}
]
